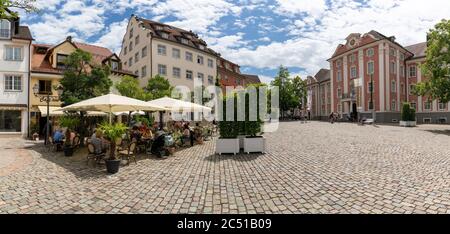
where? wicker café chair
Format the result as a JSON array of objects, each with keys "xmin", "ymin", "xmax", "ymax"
[
  {"xmin": 119, "ymin": 141, "xmax": 137, "ymax": 165},
  {"xmin": 86, "ymin": 143, "xmax": 105, "ymax": 167}
]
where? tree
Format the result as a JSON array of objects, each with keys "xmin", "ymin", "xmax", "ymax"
[
  {"xmin": 270, "ymin": 65, "xmax": 300, "ymax": 118},
  {"xmin": 292, "ymin": 76, "xmax": 307, "ymax": 109},
  {"xmin": 0, "ymin": 0, "xmax": 38, "ymax": 19},
  {"xmin": 59, "ymin": 49, "xmax": 112, "ymax": 145},
  {"xmin": 145, "ymin": 75, "xmax": 174, "ymax": 100},
  {"xmin": 415, "ymin": 19, "xmax": 450, "ymax": 102},
  {"xmin": 60, "ymin": 49, "xmax": 112, "ymax": 106},
  {"xmin": 116, "ymin": 75, "xmax": 147, "ymax": 101}
]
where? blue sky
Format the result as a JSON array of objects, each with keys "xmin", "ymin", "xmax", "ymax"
[{"xmin": 19, "ymin": 0, "xmax": 450, "ymax": 83}]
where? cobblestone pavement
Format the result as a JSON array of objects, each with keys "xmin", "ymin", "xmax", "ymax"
[{"xmin": 2, "ymin": 122, "xmax": 450, "ymax": 214}]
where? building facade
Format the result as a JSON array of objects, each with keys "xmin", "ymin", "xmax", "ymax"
[
  {"xmin": 0, "ymin": 15, "xmax": 32, "ymax": 137},
  {"xmin": 217, "ymin": 57, "xmax": 245, "ymax": 92},
  {"xmin": 30, "ymin": 36, "xmax": 132, "ymax": 136},
  {"xmin": 119, "ymin": 15, "xmax": 218, "ymax": 92},
  {"xmin": 328, "ymin": 31, "xmax": 446, "ymax": 123},
  {"xmin": 306, "ymin": 69, "xmax": 331, "ymax": 120}
]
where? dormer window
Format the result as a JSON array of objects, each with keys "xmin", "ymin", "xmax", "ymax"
[
  {"xmin": 111, "ymin": 60, "xmax": 119, "ymax": 70},
  {"xmin": 181, "ymin": 38, "xmax": 189, "ymax": 45},
  {"xmin": 56, "ymin": 54, "xmax": 68, "ymax": 69},
  {"xmin": 349, "ymin": 39, "xmax": 356, "ymax": 46},
  {"xmin": 0, "ymin": 19, "xmax": 11, "ymax": 38},
  {"xmin": 161, "ymin": 32, "xmax": 169, "ymax": 39},
  {"xmin": 155, "ymin": 25, "xmax": 163, "ymax": 31},
  {"xmin": 199, "ymin": 45, "xmax": 205, "ymax": 50}
]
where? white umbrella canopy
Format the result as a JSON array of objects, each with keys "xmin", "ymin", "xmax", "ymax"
[
  {"xmin": 147, "ymin": 97, "xmax": 212, "ymax": 112},
  {"xmin": 57, "ymin": 94, "xmax": 167, "ymax": 113},
  {"xmin": 57, "ymin": 94, "xmax": 168, "ymax": 123}
]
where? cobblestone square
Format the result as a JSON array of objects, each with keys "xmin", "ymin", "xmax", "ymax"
[{"xmin": 2, "ymin": 122, "xmax": 450, "ymax": 214}]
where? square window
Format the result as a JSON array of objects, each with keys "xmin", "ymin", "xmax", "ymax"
[
  {"xmin": 5, "ymin": 75, "xmax": 22, "ymax": 91},
  {"xmin": 157, "ymin": 45, "xmax": 166, "ymax": 55},
  {"xmin": 197, "ymin": 55, "xmax": 204, "ymax": 65},
  {"xmin": 172, "ymin": 48, "xmax": 180, "ymax": 59},
  {"xmin": 173, "ymin": 67, "xmax": 181, "ymax": 78},
  {"xmin": 186, "ymin": 70, "xmax": 193, "ymax": 79},
  {"xmin": 158, "ymin": 64, "xmax": 167, "ymax": 76}
]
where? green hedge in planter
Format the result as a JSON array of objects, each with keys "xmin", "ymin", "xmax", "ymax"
[{"xmin": 401, "ymin": 103, "xmax": 416, "ymax": 121}]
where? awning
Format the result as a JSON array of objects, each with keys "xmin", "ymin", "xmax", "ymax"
[{"xmin": 38, "ymin": 106, "xmax": 107, "ymax": 117}]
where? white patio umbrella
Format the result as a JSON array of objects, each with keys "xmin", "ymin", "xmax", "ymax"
[
  {"xmin": 147, "ymin": 96, "xmax": 212, "ymax": 112},
  {"xmin": 57, "ymin": 94, "xmax": 167, "ymax": 123}
]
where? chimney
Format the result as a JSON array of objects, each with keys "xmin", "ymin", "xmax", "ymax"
[
  {"xmin": 14, "ymin": 17, "xmax": 20, "ymax": 35},
  {"xmin": 66, "ymin": 36, "xmax": 73, "ymax": 42}
]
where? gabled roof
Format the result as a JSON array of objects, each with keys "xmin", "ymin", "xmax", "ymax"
[
  {"xmin": 12, "ymin": 26, "xmax": 33, "ymax": 41},
  {"xmin": 134, "ymin": 15, "xmax": 219, "ymax": 57},
  {"xmin": 242, "ymin": 74, "xmax": 261, "ymax": 83},
  {"xmin": 405, "ymin": 42, "xmax": 427, "ymax": 59},
  {"xmin": 31, "ymin": 38, "xmax": 135, "ymax": 76},
  {"xmin": 314, "ymin": 69, "xmax": 330, "ymax": 82}
]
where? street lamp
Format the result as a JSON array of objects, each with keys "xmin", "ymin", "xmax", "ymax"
[{"xmin": 33, "ymin": 83, "xmax": 64, "ymax": 145}]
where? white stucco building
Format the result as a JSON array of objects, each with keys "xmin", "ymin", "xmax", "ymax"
[{"xmin": 0, "ymin": 14, "xmax": 32, "ymax": 137}]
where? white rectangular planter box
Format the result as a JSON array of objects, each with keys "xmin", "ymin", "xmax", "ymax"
[
  {"xmin": 216, "ymin": 138, "xmax": 240, "ymax": 155},
  {"xmin": 238, "ymin": 135, "xmax": 245, "ymax": 149},
  {"xmin": 243, "ymin": 137, "xmax": 266, "ymax": 154},
  {"xmin": 400, "ymin": 121, "xmax": 416, "ymax": 127}
]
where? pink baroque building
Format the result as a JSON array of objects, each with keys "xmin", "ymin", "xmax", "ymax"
[{"xmin": 327, "ymin": 30, "xmax": 447, "ymax": 124}]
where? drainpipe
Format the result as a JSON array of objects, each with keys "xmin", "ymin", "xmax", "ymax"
[{"xmin": 27, "ymin": 42, "xmax": 31, "ymax": 139}]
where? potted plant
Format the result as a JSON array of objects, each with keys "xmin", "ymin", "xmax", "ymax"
[
  {"xmin": 400, "ymin": 103, "xmax": 417, "ymax": 127},
  {"xmin": 243, "ymin": 85, "xmax": 266, "ymax": 154},
  {"xmin": 98, "ymin": 122, "xmax": 128, "ymax": 174},
  {"xmin": 216, "ymin": 121, "xmax": 240, "ymax": 155}
]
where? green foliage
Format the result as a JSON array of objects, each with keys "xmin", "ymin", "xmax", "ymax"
[
  {"xmin": 219, "ymin": 85, "xmax": 268, "ymax": 138},
  {"xmin": 98, "ymin": 122, "xmax": 128, "ymax": 159},
  {"xmin": 415, "ymin": 19, "xmax": 450, "ymax": 102},
  {"xmin": 59, "ymin": 115, "xmax": 80, "ymax": 130},
  {"xmin": 270, "ymin": 66, "xmax": 306, "ymax": 114},
  {"xmin": 60, "ymin": 49, "xmax": 112, "ymax": 106},
  {"xmin": 115, "ymin": 75, "xmax": 148, "ymax": 101},
  {"xmin": 146, "ymin": 75, "xmax": 174, "ymax": 100},
  {"xmin": 133, "ymin": 114, "xmax": 152, "ymax": 126},
  {"xmin": 401, "ymin": 103, "xmax": 416, "ymax": 121},
  {"xmin": 0, "ymin": 0, "xmax": 37, "ymax": 19}
]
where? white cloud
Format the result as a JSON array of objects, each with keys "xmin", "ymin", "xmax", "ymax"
[{"xmin": 95, "ymin": 19, "xmax": 129, "ymax": 54}]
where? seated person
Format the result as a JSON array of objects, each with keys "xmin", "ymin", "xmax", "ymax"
[
  {"xmin": 130, "ymin": 126, "xmax": 142, "ymax": 142},
  {"xmin": 91, "ymin": 130, "xmax": 107, "ymax": 155},
  {"xmin": 193, "ymin": 123, "xmax": 204, "ymax": 143},
  {"xmin": 53, "ymin": 129, "xmax": 64, "ymax": 144},
  {"xmin": 182, "ymin": 123, "xmax": 193, "ymax": 146}
]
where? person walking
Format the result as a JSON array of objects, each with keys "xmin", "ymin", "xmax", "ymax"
[{"xmin": 329, "ymin": 112, "xmax": 335, "ymax": 124}]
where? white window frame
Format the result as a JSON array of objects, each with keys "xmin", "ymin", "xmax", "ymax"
[
  {"xmin": 157, "ymin": 45, "xmax": 166, "ymax": 56},
  {"xmin": 424, "ymin": 101, "xmax": 432, "ymax": 111},
  {"xmin": 4, "ymin": 75, "xmax": 22, "ymax": 92},
  {"xmin": 173, "ymin": 67, "xmax": 181, "ymax": 78},
  {"xmin": 337, "ymin": 71, "xmax": 342, "ymax": 82},
  {"xmin": 4, "ymin": 46, "xmax": 23, "ymax": 61},
  {"xmin": 158, "ymin": 64, "xmax": 167, "ymax": 76},
  {"xmin": 0, "ymin": 19, "xmax": 11, "ymax": 39},
  {"xmin": 185, "ymin": 52, "xmax": 193, "ymax": 62},
  {"xmin": 350, "ymin": 66, "xmax": 357, "ymax": 78},
  {"xmin": 439, "ymin": 102, "xmax": 446, "ymax": 111},
  {"xmin": 367, "ymin": 61, "xmax": 374, "ymax": 75},
  {"xmin": 141, "ymin": 66, "xmax": 147, "ymax": 78},
  {"xmin": 197, "ymin": 55, "xmax": 204, "ymax": 65},
  {"xmin": 197, "ymin": 73, "xmax": 204, "ymax": 82},
  {"xmin": 186, "ymin": 70, "xmax": 193, "ymax": 80},
  {"xmin": 207, "ymin": 59, "xmax": 214, "ymax": 68},
  {"xmin": 409, "ymin": 65, "xmax": 417, "ymax": 77},
  {"xmin": 172, "ymin": 48, "xmax": 180, "ymax": 59},
  {"xmin": 391, "ymin": 80, "xmax": 396, "ymax": 93}
]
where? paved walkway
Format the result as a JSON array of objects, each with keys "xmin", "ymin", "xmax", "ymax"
[{"xmin": 2, "ymin": 122, "xmax": 450, "ymax": 213}]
